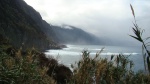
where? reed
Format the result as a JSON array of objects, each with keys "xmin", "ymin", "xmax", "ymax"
[
  {"xmin": 0, "ymin": 47, "xmax": 56, "ymax": 84},
  {"xmin": 1, "ymin": 44, "xmax": 150, "ymax": 84},
  {"xmin": 130, "ymin": 4, "xmax": 150, "ymax": 73},
  {"xmin": 68, "ymin": 50, "xmax": 150, "ymax": 84}
]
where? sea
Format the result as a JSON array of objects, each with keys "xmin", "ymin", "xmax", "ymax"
[{"xmin": 45, "ymin": 44, "xmax": 145, "ymax": 72}]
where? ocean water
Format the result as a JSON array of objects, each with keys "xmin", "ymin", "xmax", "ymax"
[{"xmin": 45, "ymin": 44, "xmax": 144, "ymax": 72}]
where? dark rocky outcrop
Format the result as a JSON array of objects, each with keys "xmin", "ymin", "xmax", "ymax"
[
  {"xmin": 39, "ymin": 53, "xmax": 72, "ymax": 84},
  {"xmin": 47, "ymin": 65, "xmax": 72, "ymax": 84}
]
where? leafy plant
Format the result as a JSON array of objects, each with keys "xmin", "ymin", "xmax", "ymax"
[{"xmin": 130, "ymin": 4, "xmax": 150, "ymax": 73}]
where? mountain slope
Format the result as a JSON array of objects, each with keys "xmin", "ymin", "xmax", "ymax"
[
  {"xmin": 0, "ymin": 0, "xmax": 58, "ymax": 51},
  {"xmin": 52, "ymin": 25, "xmax": 101, "ymax": 45}
]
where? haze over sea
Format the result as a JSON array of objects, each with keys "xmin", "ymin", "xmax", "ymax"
[{"xmin": 45, "ymin": 44, "xmax": 144, "ymax": 72}]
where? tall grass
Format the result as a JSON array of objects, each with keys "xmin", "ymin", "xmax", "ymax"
[
  {"xmin": 0, "ymin": 47, "xmax": 56, "ymax": 84},
  {"xmin": 68, "ymin": 50, "xmax": 150, "ymax": 84},
  {"xmin": 130, "ymin": 4, "xmax": 150, "ymax": 73},
  {"xmin": 1, "ymin": 45, "xmax": 150, "ymax": 84},
  {"xmin": 0, "ymin": 42, "xmax": 72, "ymax": 84}
]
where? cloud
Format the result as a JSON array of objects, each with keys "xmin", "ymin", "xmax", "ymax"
[{"xmin": 24, "ymin": 0, "xmax": 150, "ymax": 45}]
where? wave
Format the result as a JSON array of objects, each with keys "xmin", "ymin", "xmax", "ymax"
[
  {"xmin": 45, "ymin": 50, "xmax": 80, "ymax": 56},
  {"xmin": 91, "ymin": 52, "xmax": 139, "ymax": 55},
  {"xmin": 89, "ymin": 48, "xmax": 106, "ymax": 51},
  {"xmin": 45, "ymin": 50, "xmax": 139, "ymax": 56}
]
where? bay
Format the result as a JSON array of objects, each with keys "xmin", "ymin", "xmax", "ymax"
[{"xmin": 45, "ymin": 44, "xmax": 144, "ymax": 72}]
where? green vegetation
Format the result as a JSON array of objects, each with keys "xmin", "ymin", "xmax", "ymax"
[
  {"xmin": 68, "ymin": 50, "xmax": 150, "ymax": 84},
  {"xmin": 1, "ymin": 46, "xmax": 150, "ymax": 84},
  {"xmin": 1, "ymin": 35, "xmax": 150, "ymax": 84},
  {"xmin": 0, "ymin": 47, "xmax": 56, "ymax": 84},
  {"xmin": 1, "ymin": 2, "xmax": 150, "ymax": 84},
  {"xmin": 0, "ymin": 37, "xmax": 71, "ymax": 84}
]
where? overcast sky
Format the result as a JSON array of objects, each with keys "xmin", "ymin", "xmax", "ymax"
[{"xmin": 24, "ymin": 0, "xmax": 150, "ymax": 45}]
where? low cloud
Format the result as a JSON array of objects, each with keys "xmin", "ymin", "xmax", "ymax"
[{"xmin": 24, "ymin": 0, "xmax": 150, "ymax": 45}]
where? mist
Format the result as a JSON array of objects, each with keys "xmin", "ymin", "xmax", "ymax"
[{"xmin": 24, "ymin": 0, "xmax": 150, "ymax": 46}]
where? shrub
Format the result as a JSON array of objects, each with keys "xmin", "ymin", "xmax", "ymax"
[
  {"xmin": 0, "ymin": 47, "xmax": 56, "ymax": 84},
  {"xmin": 39, "ymin": 53, "xmax": 72, "ymax": 84},
  {"xmin": 69, "ymin": 50, "xmax": 150, "ymax": 84}
]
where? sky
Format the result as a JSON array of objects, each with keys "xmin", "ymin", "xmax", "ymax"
[{"xmin": 24, "ymin": 0, "xmax": 150, "ymax": 45}]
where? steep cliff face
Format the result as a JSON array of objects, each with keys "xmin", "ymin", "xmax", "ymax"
[
  {"xmin": 0, "ymin": 0, "xmax": 58, "ymax": 51},
  {"xmin": 17, "ymin": 0, "xmax": 58, "ymax": 42}
]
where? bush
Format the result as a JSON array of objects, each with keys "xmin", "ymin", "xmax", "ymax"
[
  {"xmin": 69, "ymin": 50, "xmax": 150, "ymax": 84},
  {"xmin": 1, "ymin": 46, "xmax": 150, "ymax": 84},
  {"xmin": 0, "ymin": 47, "xmax": 56, "ymax": 84}
]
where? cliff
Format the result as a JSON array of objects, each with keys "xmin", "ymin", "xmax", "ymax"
[
  {"xmin": 0, "ymin": 0, "xmax": 102, "ymax": 51},
  {"xmin": 0, "ymin": 0, "xmax": 58, "ymax": 51}
]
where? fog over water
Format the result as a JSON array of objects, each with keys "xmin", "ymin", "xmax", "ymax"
[{"xmin": 24, "ymin": 0, "xmax": 150, "ymax": 45}]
